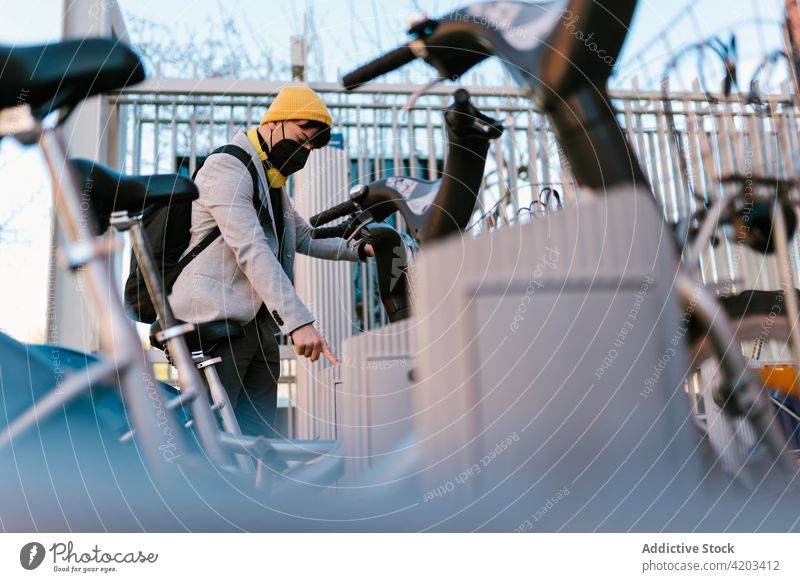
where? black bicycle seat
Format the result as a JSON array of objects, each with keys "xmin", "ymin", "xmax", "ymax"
[
  {"xmin": 70, "ymin": 158, "xmax": 198, "ymax": 229},
  {"xmin": 149, "ymin": 319, "xmax": 246, "ymax": 353},
  {"xmin": 0, "ymin": 38, "xmax": 144, "ymax": 118}
]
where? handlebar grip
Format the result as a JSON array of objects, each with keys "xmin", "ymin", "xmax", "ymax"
[
  {"xmin": 451, "ymin": 88, "xmax": 475, "ymax": 115},
  {"xmin": 342, "ymin": 44, "xmax": 416, "ymax": 90},
  {"xmin": 445, "ymin": 88, "xmax": 504, "ymax": 138},
  {"xmin": 311, "ymin": 222, "xmax": 350, "ymax": 239},
  {"xmin": 310, "ymin": 199, "xmax": 359, "ymax": 227},
  {"xmin": 446, "ymin": 89, "xmax": 479, "ymax": 130}
]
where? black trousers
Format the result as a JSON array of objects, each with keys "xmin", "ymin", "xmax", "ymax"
[{"xmin": 206, "ymin": 307, "xmax": 282, "ymax": 438}]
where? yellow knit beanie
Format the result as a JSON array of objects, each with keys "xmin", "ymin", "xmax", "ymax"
[{"xmin": 261, "ymin": 86, "xmax": 333, "ymax": 127}]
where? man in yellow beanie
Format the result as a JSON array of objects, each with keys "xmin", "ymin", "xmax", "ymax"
[{"xmin": 170, "ymin": 85, "xmax": 372, "ymax": 440}]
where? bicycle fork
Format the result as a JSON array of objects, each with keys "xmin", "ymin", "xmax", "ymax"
[{"xmin": 676, "ymin": 272, "xmax": 797, "ymax": 474}]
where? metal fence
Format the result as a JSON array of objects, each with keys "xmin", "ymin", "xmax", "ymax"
[{"xmin": 112, "ymin": 80, "xmax": 800, "ymax": 333}]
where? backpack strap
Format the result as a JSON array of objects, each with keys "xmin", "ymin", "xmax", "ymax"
[
  {"xmin": 175, "ymin": 224, "xmax": 221, "ymax": 272},
  {"xmin": 178, "ymin": 144, "xmax": 266, "ymax": 271},
  {"xmin": 208, "ymin": 144, "xmax": 263, "ymax": 215}
]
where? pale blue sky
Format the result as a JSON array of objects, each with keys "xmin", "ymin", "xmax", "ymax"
[{"xmin": 0, "ymin": 0, "xmax": 789, "ymax": 341}]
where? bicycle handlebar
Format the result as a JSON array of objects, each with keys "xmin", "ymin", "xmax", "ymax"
[
  {"xmin": 309, "ymin": 87, "xmax": 502, "ymax": 244},
  {"xmin": 310, "ymin": 199, "xmax": 360, "ymax": 227},
  {"xmin": 340, "ymin": 1, "xmax": 646, "ymax": 190},
  {"xmin": 342, "ymin": 44, "xmax": 416, "ymax": 90},
  {"xmin": 311, "ymin": 222, "xmax": 351, "ymax": 239}
]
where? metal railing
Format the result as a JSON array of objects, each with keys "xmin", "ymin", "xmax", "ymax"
[{"xmin": 111, "ymin": 79, "xmax": 800, "ymax": 337}]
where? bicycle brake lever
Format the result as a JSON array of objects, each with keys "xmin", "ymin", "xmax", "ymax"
[
  {"xmin": 402, "ymin": 77, "xmax": 445, "ymax": 111},
  {"xmin": 344, "ymin": 212, "xmax": 377, "ymax": 242}
]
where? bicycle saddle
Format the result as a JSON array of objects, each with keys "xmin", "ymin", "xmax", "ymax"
[
  {"xmin": 149, "ymin": 319, "xmax": 246, "ymax": 353},
  {"xmin": 0, "ymin": 38, "xmax": 144, "ymax": 118},
  {"xmin": 70, "ymin": 158, "xmax": 198, "ymax": 230}
]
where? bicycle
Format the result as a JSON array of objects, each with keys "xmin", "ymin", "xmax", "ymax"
[
  {"xmin": 309, "ymin": 88, "xmax": 504, "ymax": 319},
  {"xmin": 336, "ymin": 0, "xmax": 800, "ymax": 530},
  {"xmin": 68, "ymin": 158, "xmax": 267, "ymax": 474},
  {"xmin": 682, "ymin": 174, "xmax": 800, "ymax": 479},
  {"xmin": 660, "ymin": 44, "xmax": 800, "ymax": 480},
  {"xmin": 0, "ymin": 38, "xmax": 191, "ymax": 474},
  {"xmin": 0, "ymin": 39, "xmax": 342, "ymax": 529},
  {"xmin": 264, "ymin": 88, "xmax": 505, "ymax": 487}
]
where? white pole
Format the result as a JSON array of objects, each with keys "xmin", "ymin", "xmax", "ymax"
[
  {"xmin": 292, "ymin": 146, "xmax": 353, "ymax": 439},
  {"xmin": 48, "ymin": 0, "xmax": 127, "ymax": 349}
]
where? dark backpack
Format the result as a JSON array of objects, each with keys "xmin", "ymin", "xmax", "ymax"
[{"xmin": 123, "ymin": 145, "xmax": 263, "ymax": 323}]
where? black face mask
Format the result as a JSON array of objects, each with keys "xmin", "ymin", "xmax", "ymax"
[{"xmin": 267, "ymin": 123, "xmax": 310, "ymax": 177}]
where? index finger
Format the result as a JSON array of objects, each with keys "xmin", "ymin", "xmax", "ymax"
[{"xmin": 322, "ymin": 343, "xmax": 339, "ymax": 365}]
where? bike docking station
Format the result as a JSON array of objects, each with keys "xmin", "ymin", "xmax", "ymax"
[
  {"xmin": 305, "ymin": 186, "xmax": 800, "ymax": 532},
  {"xmin": 407, "ymin": 186, "xmax": 789, "ymax": 531}
]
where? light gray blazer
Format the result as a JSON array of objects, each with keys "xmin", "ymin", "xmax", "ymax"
[{"xmin": 169, "ymin": 130, "xmax": 361, "ymax": 334}]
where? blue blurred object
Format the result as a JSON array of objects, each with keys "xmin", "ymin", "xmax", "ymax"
[
  {"xmin": 769, "ymin": 388, "xmax": 800, "ymax": 449},
  {"xmin": 328, "ymin": 132, "xmax": 344, "ymax": 150}
]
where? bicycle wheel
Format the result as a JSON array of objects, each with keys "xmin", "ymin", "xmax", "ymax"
[{"xmin": 688, "ymin": 289, "xmax": 800, "ymax": 477}]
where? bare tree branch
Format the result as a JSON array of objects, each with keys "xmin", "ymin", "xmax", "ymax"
[{"xmin": 125, "ymin": 12, "xmax": 288, "ymax": 80}]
